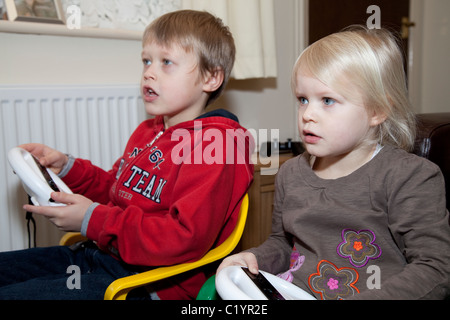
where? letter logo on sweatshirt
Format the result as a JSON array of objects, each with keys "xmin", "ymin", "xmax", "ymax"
[
  {"xmin": 149, "ymin": 147, "xmax": 165, "ymax": 170},
  {"xmin": 123, "ymin": 165, "xmax": 167, "ymax": 204}
]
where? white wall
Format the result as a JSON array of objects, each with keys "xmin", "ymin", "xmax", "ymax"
[
  {"xmin": 0, "ymin": 32, "xmax": 142, "ymax": 85},
  {"xmin": 414, "ymin": 0, "xmax": 450, "ymax": 113}
]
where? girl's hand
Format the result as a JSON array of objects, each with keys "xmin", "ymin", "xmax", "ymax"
[
  {"xmin": 216, "ymin": 252, "xmax": 259, "ymax": 275},
  {"xmin": 19, "ymin": 143, "xmax": 69, "ymax": 175},
  {"xmin": 23, "ymin": 192, "xmax": 93, "ymax": 232}
]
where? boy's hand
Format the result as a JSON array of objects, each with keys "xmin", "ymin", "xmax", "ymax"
[
  {"xmin": 216, "ymin": 252, "xmax": 259, "ymax": 275},
  {"xmin": 23, "ymin": 192, "xmax": 93, "ymax": 232},
  {"xmin": 19, "ymin": 143, "xmax": 68, "ymax": 175}
]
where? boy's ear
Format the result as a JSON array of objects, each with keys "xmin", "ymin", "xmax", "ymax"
[{"xmin": 202, "ymin": 68, "xmax": 224, "ymax": 93}]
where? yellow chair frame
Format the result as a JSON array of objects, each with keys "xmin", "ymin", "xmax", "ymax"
[{"xmin": 60, "ymin": 193, "xmax": 248, "ymax": 300}]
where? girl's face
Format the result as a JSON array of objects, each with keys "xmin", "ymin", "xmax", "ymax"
[
  {"xmin": 294, "ymin": 68, "xmax": 382, "ymax": 177},
  {"xmin": 141, "ymin": 41, "xmax": 210, "ymax": 128}
]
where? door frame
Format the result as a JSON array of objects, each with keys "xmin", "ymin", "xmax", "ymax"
[{"xmin": 408, "ymin": 0, "xmax": 424, "ymax": 112}]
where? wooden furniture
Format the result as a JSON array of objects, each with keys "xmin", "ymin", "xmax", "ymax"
[{"xmin": 239, "ymin": 153, "xmax": 295, "ymax": 250}]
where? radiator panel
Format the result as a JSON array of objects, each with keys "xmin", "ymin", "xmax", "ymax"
[{"xmin": 0, "ymin": 85, "xmax": 145, "ymax": 251}]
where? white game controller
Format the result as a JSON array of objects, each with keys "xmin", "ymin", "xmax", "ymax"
[
  {"xmin": 8, "ymin": 147, "xmax": 72, "ymax": 206},
  {"xmin": 216, "ymin": 266, "xmax": 316, "ymax": 300}
]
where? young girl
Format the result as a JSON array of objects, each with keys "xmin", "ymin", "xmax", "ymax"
[{"xmin": 218, "ymin": 26, "xmax": 450, "ymax": 299}]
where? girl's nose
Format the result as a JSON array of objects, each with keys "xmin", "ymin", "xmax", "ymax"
[{"xmin": 301, "ymin": 104, "xmax": 317, "ymax": 123}]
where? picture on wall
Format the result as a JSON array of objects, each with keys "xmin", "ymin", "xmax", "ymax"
[
  {"xmin": 4, "ymin": 0, "xmax": 65, "ymax": 24},
  {"xmin": 0, "ymin": 0, "xmax": 6, "ymax": 19}
]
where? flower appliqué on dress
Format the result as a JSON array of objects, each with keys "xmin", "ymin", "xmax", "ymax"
[
  {"xmin": 308, "ymin": 260, "xmax": 359, "ymax": 300},
  {"xmin": 337, "ymin": 229, "xmax": 382, "ymax": 268},
  {"xmin": 277, "ymin": 246, "xmax": 305, "ymax": 282}
]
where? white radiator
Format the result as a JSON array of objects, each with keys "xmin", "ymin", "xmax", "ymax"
[{"xmin": 0, "ymin": 85, "xmax": 146, "ymax": 252}]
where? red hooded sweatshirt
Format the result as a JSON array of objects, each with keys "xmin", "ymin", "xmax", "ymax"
[{"xmin": 61, "ymin": 110, "xmax": 254, "ymax": 299}]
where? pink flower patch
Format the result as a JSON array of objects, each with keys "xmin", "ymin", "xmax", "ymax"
[
  {"xmin": 327, "ymin": 278, "xmax": 339, "ymax": 290},
  {"xmin": 309, "ymin": 260, "xmax": 359, "ymax": 300}
]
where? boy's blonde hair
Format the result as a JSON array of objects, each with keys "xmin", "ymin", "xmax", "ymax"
[
  {"xmin": 292, "ymin": 26, "xmax": 416, "ymax": 151},
  {"xmin": 143, "ymin": 10, "xmax": 236, "ymax": 105}
]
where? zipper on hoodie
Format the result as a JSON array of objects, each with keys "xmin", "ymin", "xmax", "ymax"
[
  {"xmin": 116, "ymin": 129, "xmax": 164, "ymax": 181},
  {"xmin": 147, "ymin": 130, "xmax": 164, "ymax": 148}
]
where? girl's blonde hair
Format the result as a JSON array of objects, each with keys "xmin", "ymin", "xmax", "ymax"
[
  {"xmin": 292, "ymin": 26, "xmax": 416, "ymax": 151},
  {"xmin": 143, "ymin": 10, "xmax": 235, "ymax": 105}
]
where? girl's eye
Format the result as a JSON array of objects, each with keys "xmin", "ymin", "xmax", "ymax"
[
  {"xmin": 143, "ymin": 59, "xmax": 151, "ymax": 66},
  {"xmin": 163, "ymin": 59, "xmax": 173, "ymax": 66},
  {"xmin": 298, "ymin": 97, "xmax": 309, "ymax": 105},
  {"xmin": 323, "ymin": 98, "xmax": 336, "ymax": 106}
]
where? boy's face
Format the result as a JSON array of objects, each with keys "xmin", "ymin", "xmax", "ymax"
[
  {"xmin": 141, "ymin": 41, "xmax": 210, "ymax": 127},
  {"xmin": 294, "ymin": 67, "xmax": 381, "ymax": 171}
]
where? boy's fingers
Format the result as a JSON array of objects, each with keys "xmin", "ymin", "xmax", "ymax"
[{"xmin": 50, "ymin": 192, "xmax": 73, "ymax": 204}]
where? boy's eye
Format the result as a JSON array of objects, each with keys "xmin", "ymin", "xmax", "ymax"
[
  {"xmin": 323, "ymin": 98, "xmax": 336, "ymax": 106},
  {"xmin": 143, "ymin": 59, "xmax": 151, "ymax": 66},
  {"xmin": 163, "ymin": 59, "xmax": 173, "ymax": 66}
]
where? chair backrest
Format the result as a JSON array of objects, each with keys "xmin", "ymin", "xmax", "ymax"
[
  {"xmin": 193, "ymin": 193, "xmax": 249, "ymax": 264},
  {"xmin": 103, "ymin": 193, "xmax": 249, "ymax": 300},
  {"xmin": 413, "ymin": 113, "xmax": 450, "ymax": 210}
]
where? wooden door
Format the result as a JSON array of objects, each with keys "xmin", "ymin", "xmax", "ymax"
[{"xmin": 308, "ymin": 0, "xmax": 410, "ymax": 72}]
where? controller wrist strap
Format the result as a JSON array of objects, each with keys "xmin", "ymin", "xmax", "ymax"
[{"xmin": 26, "ymin": 196, "xmax": 37, "ymax": 248}]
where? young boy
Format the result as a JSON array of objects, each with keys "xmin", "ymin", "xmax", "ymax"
[{"xmin": 0, "ymin": 10, "xmax": 254, "ymax": 300}]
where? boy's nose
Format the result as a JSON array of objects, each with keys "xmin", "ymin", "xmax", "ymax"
[{"xmin": 143, "ymin": 67, "xmax": 156, "ymax": 81}]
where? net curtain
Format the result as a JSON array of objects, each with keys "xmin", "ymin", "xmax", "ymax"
[{"xmin": 182, "ymin": 0, "xmax": 278, "ymax": 79}]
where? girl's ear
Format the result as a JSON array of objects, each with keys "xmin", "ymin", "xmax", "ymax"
[
  {"xmin": 369, "ymin": 110, "xmax": 387, "ymax": 127},
  {"xmin": 202, "ymin": 68, "xmax": 224, "ymax": 93}
]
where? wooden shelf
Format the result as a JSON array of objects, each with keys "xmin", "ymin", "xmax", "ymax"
[{"xmin": 0, "ymin": 20, "xmax": 142, "ymax": 40}]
